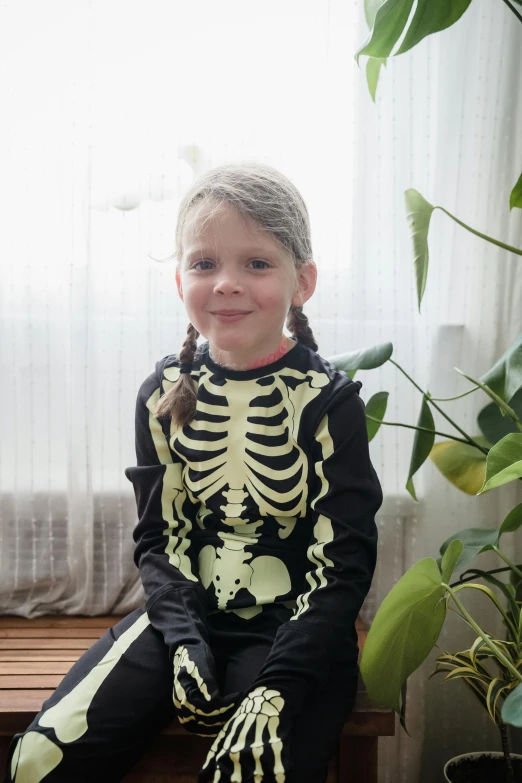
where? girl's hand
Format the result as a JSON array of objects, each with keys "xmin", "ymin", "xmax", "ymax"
[
  {"xmin": 198, "ymin": 686, "xmax": 292, "ymax": 782},
  {"xmin": 173, "ymin": 644, "xmax": 240, "ymax": 737}
]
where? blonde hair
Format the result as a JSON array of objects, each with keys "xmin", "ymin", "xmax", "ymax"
[{"xmin": 155, "ymin": 163, "xmax": 318, "ymax": 426}]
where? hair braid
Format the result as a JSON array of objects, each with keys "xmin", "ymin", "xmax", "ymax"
[
  {"xmin": 286, "ymin": 305, "xmax": 318, "ymax": 352},
  {"xmin": 154, "ymin": 322, "xmax": 200, "ymax": 425}
]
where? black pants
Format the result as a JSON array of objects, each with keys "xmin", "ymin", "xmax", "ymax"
[{"xmin": 3, "ymin": 606, "xmax": 359, "ymax": 783}]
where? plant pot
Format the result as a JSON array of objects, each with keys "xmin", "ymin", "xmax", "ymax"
[{"xmin": 444, "ymin": 751, "xmax": 522, "ymax": 783}]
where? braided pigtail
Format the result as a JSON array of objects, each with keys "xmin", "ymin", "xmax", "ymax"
[
  {"xmin": 286, "ymin": 305, "xmax": 318, "ymax": 352},
  {"xmin": 154, "ymin": 322, "xmax": 200, "ymax": 426}
]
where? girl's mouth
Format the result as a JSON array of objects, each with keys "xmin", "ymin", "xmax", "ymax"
[{"xmin": 212, "ymin": 312, "xmax": 251, "ymax": 323}]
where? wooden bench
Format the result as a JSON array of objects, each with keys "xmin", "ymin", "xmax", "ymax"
[{"xmin": 0, "ymin": 615, "xmax": 394, "ymax": 782}]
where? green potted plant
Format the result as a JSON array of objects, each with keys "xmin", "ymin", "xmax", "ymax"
[
  {"xmin": 360, "ymin": 507, "xmax": 522, "ymax": 783},
  {"xmin": 330, "ymin": 5, "xmax": 522, "ymax": 778},
  {"xmin": 327, "ymin": 333, "xmax": 522, "ymax": 781},
  {"xmin": 326, "ymin": 206, "xmax": 522, "ymax": 778}
]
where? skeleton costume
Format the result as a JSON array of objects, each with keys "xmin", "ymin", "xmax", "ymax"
[{"xmin": 5, "ymin": 337, "xmax": 383, "ymax": 783}]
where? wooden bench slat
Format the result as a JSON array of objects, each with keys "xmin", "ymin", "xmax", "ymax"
[
  {"xmin": 0, "ymin": 663, "xmax": 73, "ymax": 676},
  {"xmin": 0, "ymin": 690, "xmax": 55, "ymax": 713},
  {"xmin": 0, "ymin": 639, "xmax": 95, "ymax": 650},
  {"xmin": 0, "ymin": 676, "xmax": 64, "ymax": 689},
  {"xmin": 0, "ymin": 628, "xmax": 109, "ymax": 639},
  {"xmin": 0, "ymin": 617, "xmax": 117, "ymax": 628},
  {"xmin": 0, "ymin": 651, "xmax": 82, "ymax": 662},
  {"xmin": 0, "ymin": 613, "xmax": 395, "ymax": 763}
]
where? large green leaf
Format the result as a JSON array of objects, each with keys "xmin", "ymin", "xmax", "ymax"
[
  {"xmin": 356, "ymin": 0, "xmax": 414, "ymax": 62},
  {"xmin": 365, "ymin": 391, "xmax": 389, "ymax": 442},
  {"xmin": 479, "ymin": 434, "xmax": 522, "ymax": 494},
  {"xmin": 501, "ymin": 681, "xmax": 522, "ymax": 727},
  {"xmin": 395, "ymin": 0, "xmax": 473, "ymax": 55},
  {"xmin": 357, "ymin": 0, "xmax": 472, "ymax": 62},
  {"xmin": 480, "ymin": 332, "xmax": 522, "ymax": 404},
  {"xmin": 478, "ymin": 388, "xmax": 522, "ymax": 446},
  {"xmin": 366, "ymin": 57, "xmax": 387, "ymax": 102},
  {"xmin": 404, "ymin": 189, "xmax": 434, "ymax": 311},
  {"xmin": 440, "ymin": 539, "xmax": 464, "ymax": 584},
  {"xmin": 510, "ymin": 173, "xmax": 522, "ymax": 211},
  {"xmin": 430, "ymin": 438, "xmax": 488, "ymax": 495},
  {"xmin": 364, "ymin": 0, "xmax": 386, "ymax": 28},
  {"xmin": 406, "ymin": 395, "xmax": 435, "ymax": 500},
  {"xmin": 360, "ymin": 557, "xmax": 446, "ymax": 723},
  {"xmin": 499, "ymin": 503, "xmax": 522, "ymax": 537},
  {"xmin": 439, "ymin": 527, "xmax": 498, "ymax": 573},
  {"xmin": 327, "ymin": 342, "xmax": 393, "ymax": 376}
]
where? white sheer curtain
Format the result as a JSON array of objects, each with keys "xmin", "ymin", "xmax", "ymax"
[{"xmin": 1, "ymin": 1, "xmax": 521, "ymax": 781}]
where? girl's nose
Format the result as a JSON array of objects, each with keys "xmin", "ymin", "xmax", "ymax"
[{"xmin": 213, "ymin": 274, "xmax": 243, "ymax": 295}]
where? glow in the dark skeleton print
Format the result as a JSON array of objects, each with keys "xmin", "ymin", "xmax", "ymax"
[
  {"xmin": 4, "ymin": 338, "xmax": 383, "ymax": 783},
  {"xmin": 165, "ymin": 354, "xmax": 332, "ymax": 619},
  {"xmin": 129, "ymin": 338, "xmax": 382, "ymax": 629}
]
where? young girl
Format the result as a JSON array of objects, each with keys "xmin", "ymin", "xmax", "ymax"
[{"xmin": 5, "ymin": 163, "xmax": 383, "ymax": 783}]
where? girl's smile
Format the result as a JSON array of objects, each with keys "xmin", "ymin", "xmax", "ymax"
[
  {"xmin": 176, "ymin": 200, "xmax": 316, "ymax": 369},
  {"xmin": 211, "ymin": 310, "xmax": 252, "ymax": 324}
]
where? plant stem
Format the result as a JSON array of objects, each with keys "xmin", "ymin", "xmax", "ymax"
[
  {"xmin": 444, "ymin": 584, "xmax": 522, "ymax": 682},
  {"xmin": 390, "ymin": 359, "xmax": 490, "ymax": 454},
  {"xmin": 438, "ymin": 207, "xmax": 522, "ymax": 256},
  {"xmin": 502, "ymin": 0, "xmax": 522, "ymax": 24},
  {"xmin": 450, "ymin": 565, "xmax": 522, "ymax": 589},
  {"xmin": 494, "ymin": 548, "xmax": 522, "ymax": 581},
  {"xmin": 365, "ymin": 415, "xmax": 475, "ymax": 445},
  {"xmin": 499, "ymin": 722, "xmax": 515, "ymax": 783},
  {"xmin": 429, "ymin": 386, "xmax": 481, "ymax": 402}
]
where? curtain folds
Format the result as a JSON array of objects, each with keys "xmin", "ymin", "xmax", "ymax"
[{"xmin": 1, "ymin": 1, "xmax": 521, "ymax": 781}]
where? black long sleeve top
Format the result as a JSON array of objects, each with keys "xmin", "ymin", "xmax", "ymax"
[{"xmin": 125, "ymin": 338, "xmax": 383, "ymax": 711}]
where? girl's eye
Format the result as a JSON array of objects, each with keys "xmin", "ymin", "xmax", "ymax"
[
  {"xmin": 191, "ymin": 259, "xmax": 270, "ymax": 271},
  {"xmin": 192, "ymin": 259, "xmax": 214, "ymax": 271}
]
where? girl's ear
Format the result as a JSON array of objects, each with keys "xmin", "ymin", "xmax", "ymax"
[
  {"xmin": 291, "ymin": 262, "xmax": 317, "ymax": 307},
  {"xmin": 175, "ymin": 268, "xmax": 184, "ymax": 301}
]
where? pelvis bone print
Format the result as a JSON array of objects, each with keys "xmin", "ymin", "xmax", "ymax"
[{"xmin": 199, "ymin": 531, "xmax": 292, "ymax": 614}]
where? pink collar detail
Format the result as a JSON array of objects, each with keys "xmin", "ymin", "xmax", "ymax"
[{"xmin": 247, "ymin": 337, "xmax": 289, "ymax": 369}]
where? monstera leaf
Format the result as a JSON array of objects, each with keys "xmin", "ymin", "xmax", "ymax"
[
  {"xmin": 480, "ymin": 332, "xmax": 522, "ymax": 404},
  {"xmin": 430, "ymin": 438, "xmax": 489, "ymax": 495},
  {"xmin": 366, "ymin": 57, "xmax": 387, "ymax": 101},
  {"xmin": 406, "ymin": 395, "xmax": 435, "ymax": 500},
  {"xmin": 502, "ymin": 682, "xmax": 522, "ymax": 727},
  {"xmin": 327, "ymin": 342, "xmax": 393, "ymax": 377},
  {"xmin": 365, "ymin": 391, "xmax": 389, "ymax": 442},
  {"xmin": 404, "ymin": 191, "xmax": 522, "ymax": 310},
  {"xmin": 511, "ymin": 173, "xmax": 522, "ymax": 210},
  {"xmin": 356, "ymin": 0, "xmax": 473, "ymax": 62},
  {"xmin": 479, "ymin": 434, "xmax": 522, "ymax": 494},
  {"xmin": 436, "ymin": 504, "xmax": 522, "ymax": 576},
  {"xmin": 404, "ymin": 189, "xmax": 434, "ymax": 311},
  {"xmin": 360, "ymin": 553, "xmax": 451, "ymax": 729},
  {"xmin": 478, "ymin": 388, "xmax": 522, "ymax": 445}
]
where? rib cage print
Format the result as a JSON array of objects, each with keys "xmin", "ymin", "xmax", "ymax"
[{"xmin": 164, "ymin": 363, "xmax": 330, "ymax": 527}]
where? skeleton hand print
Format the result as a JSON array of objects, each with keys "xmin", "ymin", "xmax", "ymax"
[
  {"xmin": 173, "ymin": 645, "xmax": 239, "ymax": 737},
  {"xmin": 199, "ymin": 686, "xmax": 290, "ymax": 783}
]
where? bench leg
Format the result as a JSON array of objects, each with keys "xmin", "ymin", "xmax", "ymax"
[
  {"xmin": 338, "ymin": 736, "xmax": 378, "ymax": 783},
  {"xmin": 0, "ymin": 736, "xmax": 12, "ymax": 778}
]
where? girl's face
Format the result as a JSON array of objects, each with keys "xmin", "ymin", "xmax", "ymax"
[{"xmin": 176, "ymin": 200, "xmax": 316, "ymax": 368}]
